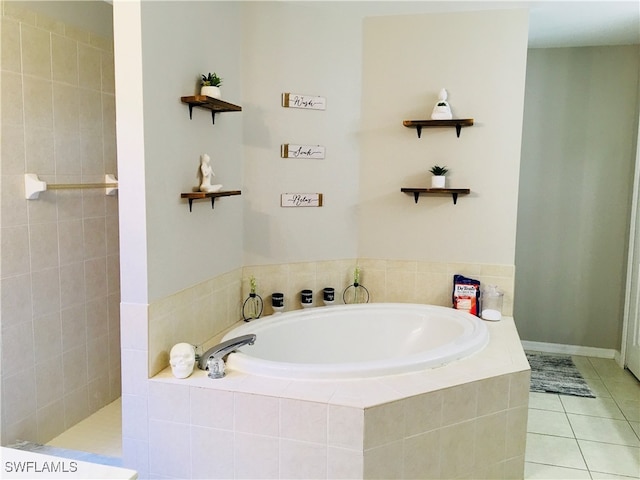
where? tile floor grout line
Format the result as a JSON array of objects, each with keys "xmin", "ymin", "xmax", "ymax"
[
  {"xmin": 580, "ymin": 356, "xmax": 639, "ymax": 451},
  {"xmin": 525, "ymin": 459, "xmax": 591, "ymax": 472},
  {"xmin": 582, "ymin": 357, "xmax": 639, "ymax": 478},
  {"xmin": 526, "ymin": 356, "xmax": 640, "ymax": 479},
  {"xmin": 568, "ymin": 362, "xmax": 598, "ymax": 478}
]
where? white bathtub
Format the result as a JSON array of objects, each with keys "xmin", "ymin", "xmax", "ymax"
[{"xmin": 222, "ymin": 303, "xmax": 489, "ymax": 379}]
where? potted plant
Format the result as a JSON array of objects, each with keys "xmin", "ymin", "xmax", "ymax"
[
  {"xmin": 429, "ymin": 165, "xmax": 448, "ymax": 188},
  {"xmin": 200, "ymin": 72, "xmax": 222, "ymax": 99}
]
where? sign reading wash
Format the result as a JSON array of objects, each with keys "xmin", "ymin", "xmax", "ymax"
[
  {"xmin": 281, "ymin": 93, "xmax": 326, "ymax": 110},
  {"xmin": 281, "ymin": 144, "xmax": 326, "ymax": 159},
  {"xmin": 281, "ymin": 193, "xmax": 323, "ymax": 207}
]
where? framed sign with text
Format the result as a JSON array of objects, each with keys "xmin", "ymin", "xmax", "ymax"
[
  {"xmin": 281, "ymin": 93, "xmax": 326, "ymax": 110},
  {"xmin": 280, "ymin": 193, "xmax": 324, "ymax": 207},
  {"xmin": 281, "ymin": 144, "xmax": 325, "ymax": 159}
]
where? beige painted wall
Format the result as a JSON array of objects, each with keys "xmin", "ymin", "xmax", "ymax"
[
  {"xmin": 515, "ymin": 45, "xmax": 640, "ymax": 349},
  {"xmin": 359, "ymin": 10, "xmax": 529, "ymax": 265}
]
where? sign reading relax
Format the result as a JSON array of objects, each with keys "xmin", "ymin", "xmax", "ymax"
[{"xmin": 280, "ymin": 193, "xmax": 324, "ymax": 207}]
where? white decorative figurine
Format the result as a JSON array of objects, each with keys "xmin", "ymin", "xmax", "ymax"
[
  {"xmin": 199, "ymin": 153, "xmax": 223, "ymax": 193},
  {"xmin": 431, "ymin": 88, "xmax": 453, "ymax": 120},
  {"xmin": 169, "ymin": 343, "xmax": 196, "ymax": 379}
]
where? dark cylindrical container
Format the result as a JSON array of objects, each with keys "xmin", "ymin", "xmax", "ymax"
[
  {"xmin": 301, "ymin": 289, "xmax": 313, "ymax": 305},
  {"xmin": 272, "ymin": 292, "xmax": 284, "ymax": 308},
  {"xmin": 323, "ymin": 287, "xmax": 335, "ymax": 302}
]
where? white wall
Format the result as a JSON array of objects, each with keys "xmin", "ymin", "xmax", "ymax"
[
  {"xmin": 119, "ymin": 1, "xmax": 530, "ymax": 301},
  {"xmin": 140, "ymin": 1, "xmax": 245, "ymax": 302},
  {"xmin": 114, "ymin": 1, "xmax": 147, "ymax": 305},
  {"xmin": 116, "ymin": 1, "xmax": 246, "ymax": 305},
  {"xmin": 241, "ymin": 2, "xmax": 362, "ymax": 265},
  {"xmin": 359, "ymin": 9, "xmax": 529, "ymax": 265}
]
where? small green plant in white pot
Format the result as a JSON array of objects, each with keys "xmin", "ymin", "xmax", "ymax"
[
  {"xmin": 429, "ymin": 165, "xmax": 448, "ymax": 188},
  {"xmin": 200, "ymin": 72, "xmax": 222, "ymax": 99}
]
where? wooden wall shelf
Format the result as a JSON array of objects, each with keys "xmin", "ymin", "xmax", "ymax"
[
  {"xmin": 401, "ymin": 188, "xmax": 470, "ymax": 205},
  {"xmin": 181, "ymin": 96, "xmax": 242, "ymax": 124},
  {"xmin": 181, "ymin": 190, "xmax": 241, "ymax": 211},
  {"xmin": 403, "ymin": 119, "xmax": 474, "ymax": 138}
]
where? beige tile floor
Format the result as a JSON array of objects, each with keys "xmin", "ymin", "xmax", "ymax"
[
  {"xmin": 525, "ymin": 356, "xmax": 640, "ymax": 479},
  {"xmin": 48, "ymin": 356, "xmax": 639, "ymax": 479},
  {"xmin": 48, "ymin": 396, "xmax": 122, "ymax": 458}
]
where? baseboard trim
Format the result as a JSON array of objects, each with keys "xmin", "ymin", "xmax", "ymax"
[{"xmin": 521, "ymin": 340, "xmax": 618, "ymax": 359}]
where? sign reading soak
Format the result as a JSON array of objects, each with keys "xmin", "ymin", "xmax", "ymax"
[
  {"xmin": 281, "ymin": 144, "xmax": 325, "ymax": 159},
  {"xmin": 281, "ymin": 193, "xmax": 323, "ymax": 207},
  {"xmin": 281, "ymin": 93, "xmax": 326, "ymax": 110}
]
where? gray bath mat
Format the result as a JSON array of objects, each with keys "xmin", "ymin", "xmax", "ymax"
[{"xmin": 526, "ymin": 352, "xmax": 595, "ymax": 398}]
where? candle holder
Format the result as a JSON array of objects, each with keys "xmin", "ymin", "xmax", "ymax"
[
  {"xmin": 300, "ymin": 289, "xmax": 313, "ymax": 308},
  {"xmin": 272, "ymin": 292, "xmax": 285, "ymax": 314},
  {"xmin": 323, "ymin": 287, "xmax": 335, "ymax": 306}
]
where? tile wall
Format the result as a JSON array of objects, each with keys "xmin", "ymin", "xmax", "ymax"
[
  {"xmin": 148, "ymin": 258, "xmax": 515, "ymax": 378},
  {"xmin": 146, "ymin": 371, "xmax": 530, "ymax": 479},
  {"xmin": 148, "ymin": 269, "xmax": 242, "ymax": 376},
  {"xmin": 0, "ymin": 2, "xmax": 120, "ymax": 445},
  {"xmin": 242, "ymin": 259, "xmax": 514, "ymax": 315},
  {"xmin": 363, "ymin": 371, "xmax": 529, "ymax": 479}
]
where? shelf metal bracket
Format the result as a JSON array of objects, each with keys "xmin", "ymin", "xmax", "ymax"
[
  {"xmin": 401, "ymin": 188, "xmax": 469, "ymax": 205},
  {"xmin": 186, "ymin": 197, "xmax": 216, "ymax": 211}
]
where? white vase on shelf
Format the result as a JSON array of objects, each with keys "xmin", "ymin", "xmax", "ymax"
[
  {"xmin": 200, "ymin": 86, "xmax": 221, "ymax": 99},
  {"xmin": 431, "ymin": 176, "xmax": 446, "ymax": 188}
]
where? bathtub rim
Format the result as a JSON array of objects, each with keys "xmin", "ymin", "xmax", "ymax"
[
  {"xmin": 151, "ymin": 315, "xmax": 529, "ymax": 411},
  {"xmin": 221, "ymin": 303, "xmax": 490, "ymax": 380}
]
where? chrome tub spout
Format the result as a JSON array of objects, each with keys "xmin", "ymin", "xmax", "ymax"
[{"xmin": 198, "ymin": 334, "xmax": 256, "ymax": 378}]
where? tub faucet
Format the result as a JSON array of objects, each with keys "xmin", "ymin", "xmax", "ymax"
[{"xmin": 197, "ymin": 334, "xmax": 256, "ymax": 378}]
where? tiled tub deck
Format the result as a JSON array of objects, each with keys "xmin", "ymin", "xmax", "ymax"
[{"xmin": 147, "ymin": 317, "xmax": 530, "ymax": 479}]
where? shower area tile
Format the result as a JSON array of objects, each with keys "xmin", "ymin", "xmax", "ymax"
[{"xmin": 0, "ymin": 3, "xmax": 119, "ymax": 447}]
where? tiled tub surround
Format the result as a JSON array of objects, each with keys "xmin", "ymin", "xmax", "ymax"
[
  {"xmin": 148, "ymin": 268, "xmax": 243, "ymax": 376},
  {"xmin": 148, "ymin": 259, "xmax": 515, "ymax": 377},
  {"xmin": 148, "ymin": 317, "xmax": 529, "ymax": 479},
  {"xmin": 242, "ymin": 259, "xmax": 515, "ymax": 316}
]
